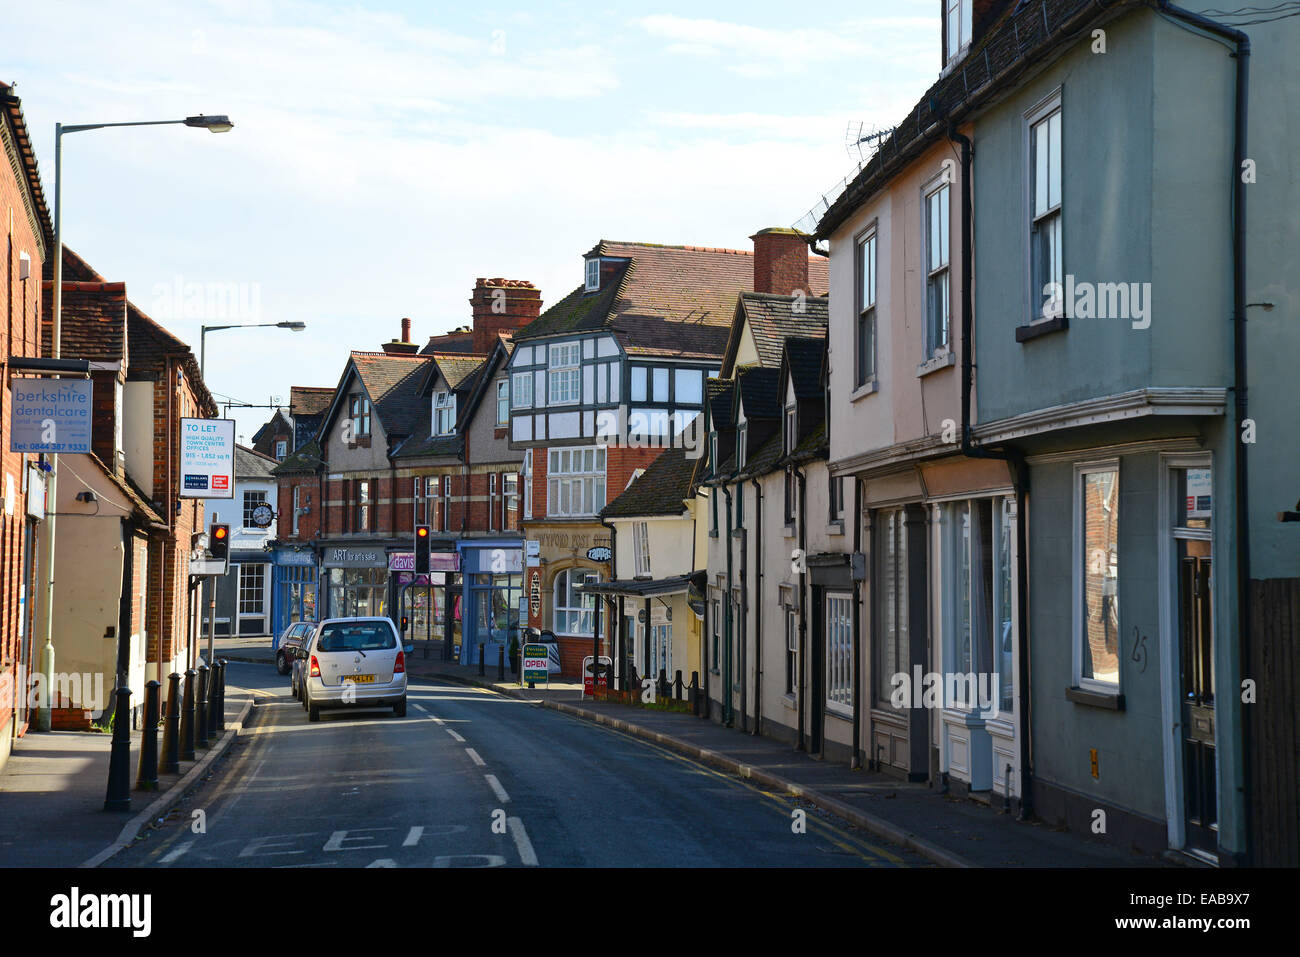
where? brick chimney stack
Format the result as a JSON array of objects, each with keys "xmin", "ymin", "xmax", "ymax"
[
  {"xmin": 381, "ymin": 317, "xmax": 419, "ymax": 354},
  {"xmin": 751, "ymin": 227, "xmax": 811, "ymax": 297},
  {"xmin": 469, "ymin": 279, "xmax": 542, "ymax": 354}
]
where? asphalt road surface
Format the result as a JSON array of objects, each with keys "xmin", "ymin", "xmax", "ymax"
[{"xmin": 109, "ymin": 661, "xmax": 921, "ymax": 868}]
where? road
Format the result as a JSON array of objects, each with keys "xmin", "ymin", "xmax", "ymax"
[{"xmin": 109, "ymin": 661, "xmax": 921, "ymax": 868}]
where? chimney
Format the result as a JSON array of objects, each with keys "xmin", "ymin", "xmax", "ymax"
[
  {"xmin": 381, "ymin": 317, "xmax": 419, "ymax": 354},
  {"xmin": 469, "ymin": 278, "xmax": 542, "ymax": 354},
  {"xmin": 750, "ymin": 227, "xmax": 811, "ymax": 296}
]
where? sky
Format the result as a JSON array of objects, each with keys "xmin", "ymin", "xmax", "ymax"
[{"xmin": 8, "ymin": 0, "xmax": 941, "ymax": 444}]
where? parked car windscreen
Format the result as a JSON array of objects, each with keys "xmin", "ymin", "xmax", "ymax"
[{"xmin": 317, "ymin": 622, "xmax": 397, "ymax": 652}]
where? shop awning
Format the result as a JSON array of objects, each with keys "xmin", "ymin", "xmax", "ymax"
[{"xmin": 579, "ymin": 572, "xmax": 699, "ymax": 599}]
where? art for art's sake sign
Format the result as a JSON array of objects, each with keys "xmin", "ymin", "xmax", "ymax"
[
  {"xmin": 179, "ymin": 417, "xmax": 235, "ymax": 498},
  {"xmin": 8, "ymin": 379, "xmax": 92, "ymax": 453}
]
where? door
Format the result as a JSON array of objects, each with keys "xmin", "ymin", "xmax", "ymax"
[{"xmin": 1178, "ymin": 550, "xmax": 1216, "ymax": 853}]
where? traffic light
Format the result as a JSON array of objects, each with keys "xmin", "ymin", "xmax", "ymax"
[
  {"xmin": 414, "ymin": 525, "xmax": 430, "ymax": 574},
  {"xmin": 210, "ymin": 523, "xmax": 230, "ymax": 562}
]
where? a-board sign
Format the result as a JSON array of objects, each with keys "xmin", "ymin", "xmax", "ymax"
[
  {"xmin": 582, "ymin": 655, "xmax": 612, "ymax": 697},
  {"xmin": 522, "ymin": 643, "xmax": 550, "ymax": 685}
]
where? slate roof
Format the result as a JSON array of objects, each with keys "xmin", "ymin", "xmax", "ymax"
[
  {"xmin": 815, "ymin": 0, "xmax": 1098, "ymax": 239},
  {"xmin": 251, "ymin": 410, "xmax": 292, "ymax": 457},
  {"xmin": 726, "ymin": 293, "xmax": 829, "ymax": 372},
  {"xmin": 348, "ymin": 351, "xmax": 432, "ymax": 442},
  {"xmin": 736, "ymin": 430, "xmax": 785, "ymax": 480},
  {"xmin": 391, "ymin": 431, "xmax": 464, "ymax": 460},
  {"xmin": 735, "ymin": 366, "xmax": 781, "ymax": 421},
  {"xmin": 426, "ymin": 353, "xmax": 487, "ymax": 392},
  {"xmin": 706, "ymin": 378, "xmax": 734, "ymax": 429},
  {"xmin": 785, "ymin": 420, "xmax": 829, "ymax": 463},
  {"xmin": 272, "ymin": 438, "xmax": 323, "ymax": 475},
  {"xmin": 601, "ymin": 447, "xmax": 702, "ymax": 519},
  {"xmin": 514, "ymin": 241, "xmax": 824, "ymax": 361},
  {"xmin": 289, "ymin": 386, "xmax": 333, "ymax": 417},
  {"xmin": 783, "ymin": 336, "xmax": 826, "ymax": 400},
  {"xmin": 236, "ymin": 444, "xmax": 280, "ymax": 480}
]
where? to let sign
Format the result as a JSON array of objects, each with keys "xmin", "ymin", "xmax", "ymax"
[
  {"xmin": 8, "ymin": 379, "xmax": 92, "ymax": 453},
  {"xmin": 179, "ymin": 418, "xmax": 235, "ymax": 498}
]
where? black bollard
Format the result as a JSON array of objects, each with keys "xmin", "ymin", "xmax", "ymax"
[
  {"xmin": 690, "ymin": 671, "xmax": 701, "ymax": 716},
  {"xmin": 103, "ymin": 685, "xmax": 133, "ymax": 811},
  {"xmin": 136, "ymin": 680, "xmax": 161, "ymax": 791},
  {"xmin": 195, "ymin": 665, "xmax": 210, "ymax": 748},
  {"xmin": 207, "ymin": 661, "xmax": 220, "ymax": 736},
  {"xmin": 161, "ymin": 673, "xmax": 181, "ymax": 773},
  {"xmin": 675, "ymin": 669, "xmax": 684, "ymax": 701},
  {"xmin": 659, "ymin": 668, "xmax": 668, "ymax": 700},
  {"xmin": 180, "ymin": 669, "xmax": 197, "ymax": 761},
  {"xmin": 498, "ymin": 645, "xmax": 505, "ymax": 681},
  {"xmin": 479, "ymin": 642, "xmax": 486, "ymax": 677},
  {"xmin": 214, "ymin": 660, "xmax": 226, "ymax": 734}
]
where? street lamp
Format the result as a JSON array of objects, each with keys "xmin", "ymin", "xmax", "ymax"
[
  {"xmin": 38, "ymin": 112, "xmax": 233, "ymax": 732},
  {"xmin": 200, "ymin": 320, "xmax": 307, "ymax": 379}
]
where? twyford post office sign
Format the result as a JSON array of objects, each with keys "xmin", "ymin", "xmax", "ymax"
[
  {"xmin": 8, "ymin": 379, "xmax": 93, "ymax": 453},
  {"xmin": 179, "ymin": 418, "xmax": 236, "ymax": 498}
]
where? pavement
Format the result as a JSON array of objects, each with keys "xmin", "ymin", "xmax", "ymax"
[
  {"xmin": 212, "ymin": 634, "xmax": 1169, "ymax": 868},
  {"xmin": 0, "ymin": 674, "xmax": 253, "ymax": 868}
]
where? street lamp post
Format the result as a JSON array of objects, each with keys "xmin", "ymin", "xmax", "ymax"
[
  {"xmin": 38, "ymin": 113, "xmax": 232, "ymax": 732},
  {"xmin": 199, "ymin": 321, "xmax": 306, "ymax": 379}
]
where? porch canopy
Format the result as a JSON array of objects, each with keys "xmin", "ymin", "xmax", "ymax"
[{"xmin": 579, "ymin": 572, "xmax": 698, "ymax": 600}]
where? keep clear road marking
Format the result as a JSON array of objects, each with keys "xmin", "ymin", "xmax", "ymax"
[
  {"xmin": 403, "ymin": 826, "xmax": 423, "ymax": 847},
  {"xmin": 446, "ymin": 728, "xmax": 465, "ymax": 743},
  {"xmin": 484, "ymin": 774, "xmax": 510, "ymax": 804},
  {"xmin": 507, "ymin": 817, "xmax": 538, "ymax": 867},
  {"xmin": 465, "ymin": 747, "xmax": 485, "ymax": 766}
]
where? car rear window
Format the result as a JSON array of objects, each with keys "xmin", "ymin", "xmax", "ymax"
[{"xmin": 317, "ymin": 622, "xmax": 396, "ymax": 652}]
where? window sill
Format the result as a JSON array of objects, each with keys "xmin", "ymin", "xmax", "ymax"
[
  {"xmin": 708, "ymin": 530, "xmax": 718, "ymax": 538},
  {"xmin": 849, "ymin": 379, "xmax": 879, "ymax": 403},
  {"xmin": 782, "ymin": 693, "xmax": 797, "ymax": 711},
  {"xmin": 916, "ymin": 351, "xmax": 956, "ymax": 378},
  {"xmin": 826, "ymin": 521, "xmax": 845, "ymax": 537},
  {"xmin": 1066, "ymin": 685, "xmax": 1125, "ymax": 710},
  {"xmin": 826, "ymin": 706, "xmax": 853, "ymax": 723},
  {"xmin": 784, "ymin": 524, "xmax": 796, "ymax": 538},
  {"xmin": 1016, "ymin": 315, "xmax": 1069, "ymax": 342}
]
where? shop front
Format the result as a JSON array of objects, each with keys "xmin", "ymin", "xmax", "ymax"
[
  {"xmin": 522, "ymin": 522, "xmax": 611, "ymax": 676},
  {"xmin": 321, "ymin": 544, "xmax": 390, "ymax": 620},
  {"xmin": 272, "ymin": 546, "xmax": 319, "ymax": 635},
  {"xmin": 456, "ymin": 540, "xmax": 524, "ymax": 668},
  {"xmin": 391, "ymin": 548, "xmax": 461, "ymax": 660}
]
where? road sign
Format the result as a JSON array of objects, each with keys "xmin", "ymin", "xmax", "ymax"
[
  {"xmin": 8, "ymin": 379, "xmax": 92, "ymax": 453},
  {"xmin": 179, "ymin": 418, "xmax": 235, "ymax": 498},
  {"xmin": 522, "ymin": 643, "xmax": 550, "ymax": 687},
  {"xmin": 582, "ymin": 655, "xmax": 612, "ymax": 698}
]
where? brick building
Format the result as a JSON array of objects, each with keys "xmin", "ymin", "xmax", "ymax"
[{"xmin": 0, "ymin": 83, "xmax": 52, "ymax": 769}]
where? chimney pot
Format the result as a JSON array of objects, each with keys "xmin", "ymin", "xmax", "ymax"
[
  {"xmin": 401, "ymin": 317, "xmax": 412, "ymax": 342},
  {"xmin": 750, "ymin": 227, "xmax": 811, "ymax": 297}
]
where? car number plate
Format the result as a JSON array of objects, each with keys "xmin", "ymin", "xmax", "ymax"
[{"xmin": 343, "ymin": 674, "xmax": 375, "ymax": 684}]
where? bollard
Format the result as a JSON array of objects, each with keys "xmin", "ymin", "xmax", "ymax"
[
  {"xmin": 479, "ymin": 642, "xmax": 486, "ymax": 677},
  {"xmin": 196, "ymin": 664, "xmax": 210, "ymax": 748},
  {"xmin": 208, "ymin": 660, "xmax": 222, "ymax": 735},
  {"xmin": 658, "ymin": 669, "xmax": 668, "ymax": 701},
  {"xmin": 690, "ymin": 671, "xmax": 701, "ymax": 716},
  {"xmin": 161, "ymin": 673, "xmax": 181, "ymax": 773},
  {"xmin": 180, "ymin": 669, "xmax": 197, "ymax": 761},
  {"xmin": 214, "ymin": 659, "xmax": 226, "ymax": 734},
  {"xmin": 498, "ymin": 645, "xmax": 505, "ymax": 681},
  {"xmin": 674, "ymin": 669, "xmax": 684, "ymax": 701},
  {"xmin": 136, "ymin": 680, "xmax": 161, "ymax": 791},
  {"xmin": 103, "ymin": 685, "xmax": 133, "ymax": 811}
]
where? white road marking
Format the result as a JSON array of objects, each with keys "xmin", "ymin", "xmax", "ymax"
[
  {"xmin": 507, "ymin": 817, "xmax": 538, "ymax": 866},
  {"xmin": 366, "ymin": 859, "xmax": 398, "ymax": 868},
  {"xmin": 403, "ymin": 826, "xmax": 423, "ymax": 847},
  {"xmin": 160, "ymin": 841, "xmax": 193, "ymax": 864},
  {"xmin": 433, "ymin": 854, "xmax": 505, "ymax": 867},
  {"xmin": 465, "ymin": 747, "xmax": 485, "ymax": 766},
  {"xmin": 238, "ymin": 834, "xmax": 310, "ymax": 858},
  {"xmin": 446, "ymin": 728, "xmax": 465, "ymax": 743},
  {"xmin": 323, "ymin": 828, "xmax": 391, "ymax": 852},
  {"xmin": 484, "ymin": 774, "xmax": 510, "ymax": 804}
]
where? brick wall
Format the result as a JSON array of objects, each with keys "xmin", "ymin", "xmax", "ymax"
[
  {"xmin": 276, "ymin": 475, "xmax": 322, "ymax": 541},
  {"xmin": 322, "ymin": 465, "xmax": 525, "ymax": 539}
]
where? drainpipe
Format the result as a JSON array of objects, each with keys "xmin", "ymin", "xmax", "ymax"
[
  {"xmin": 949, "ymin": 123, "xmax": 1034, "ymax": 817},
  {"xmin": 737, "ymin": 522, "xmax": 748, "ymax": 732},
  {"xmin": 722, "ymin": 483, "xmax": 734, "ymax": 726},
  {"xmin": 751, "ymin": 476, "xmax": 763, "ymax": 736},
  {"xmin": 795, "ymin": 465, "xmax": 808, "ymax": 751},
  {"xmin": 1156, "ymin": 0, "xmax": 1253, "ymax": 869},
  {"xmin": 851, "ymin": 476, "xmax": 862, "ymax": 769}
]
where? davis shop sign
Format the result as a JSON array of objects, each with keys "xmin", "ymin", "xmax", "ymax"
[{"xmin": 179, "ymin": 418, "xmax": 235, "ymax": 498}]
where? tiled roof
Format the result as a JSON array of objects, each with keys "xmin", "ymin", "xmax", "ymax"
[
  {"xmin": 816, "ymin": 0, "xmax": 1096, "ymax": 239},
  {"xmin": 272, "ymin": 438, "xmax": 323, "ymax": 475},
  {"xmin": 289, "ymin": 386, "xmax": 333, "ymax": 416},
  {"xmin": 0, "ymin": 83, "xmax": 53, "ymax": 253},
  {"xmin": 786, "ymin": 420, "xmax": 829, "ymax": 463},
  {"xmin": 391, "ymin": 430, "xmax": 464, "ymax": 460},
  {"xmin": 40, "ymin": 281, "xmax": 129, "ymax": 363},
  {"xmin": 84, "ymin": 453, "xmax": 165, "ymax": 527},
  {"xmin": 736, "ymin": 366, "xmax": 781, "ymax": 421},
  {"xmin": 428, "ymin": 353, "xmax": 488, "ymax": 391},
  {"xmin": 602, "ymin": 447, "xmax": 701, "ymax": 519},
  {"xmin": 349, "ymin": 351, "xmax": 432, "ymax": 441},
  {"xmin": 783, "ymin": 336, "xmax": 826, "ymax": 400},
  {"xmin": 515, "ymin": 240, "xmax": 809, "ymax": 359},
  {"xmin": 236, "ymin": 444, "xmax": 279, "ymax": 480},
  {"xmin": 728, "ymin": 292, "xmax": 828, "ymax": 372},
  {"xmin": 707, "ymin": 378, "xmax": 734, "ymax": 429},
  {"xmin": 736, "ymin": 430, "xmax": 785, "ymax": 480}
]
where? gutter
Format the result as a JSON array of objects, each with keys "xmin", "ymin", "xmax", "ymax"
[
  {"xmin": 948, "ymin": 123, "xmax": 1034, "ymax": 818},
  {"xmin": 1154, "ymin": 0, "xmax": 1251, "ymax": 867}
]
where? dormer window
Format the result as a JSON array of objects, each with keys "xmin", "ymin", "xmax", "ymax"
[
  {"xmin": 434, "ymin": 391, "xmax": 456, "ymax": 435},
  {"xmin": 585, "ymin": 258, "xmax": 600, "ymax": 292},
  {"xmin": 784, "ymin": 406, "xmax": 797, "ymax": 455},
  {"xmin": 944, "ymin": 0, "xmax": 973, "ymax": 66}
]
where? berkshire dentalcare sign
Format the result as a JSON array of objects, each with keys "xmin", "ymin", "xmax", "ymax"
[
  {"xmin": 179, "ymin": 417, "xmax": 235, "ymax": 498},
  {"xmin": 8, "ymin": 379, "xmax": 92, "ymax": 453}
]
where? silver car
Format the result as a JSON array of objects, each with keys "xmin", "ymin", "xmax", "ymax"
[{"xmin": 302, "ymin": 617, "xmax": 411, "ymax": 721}]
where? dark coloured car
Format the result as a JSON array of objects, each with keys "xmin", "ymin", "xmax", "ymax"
[{"xmin": 274, "ymin": 621, "xmax": 316, "ymax": 677}]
